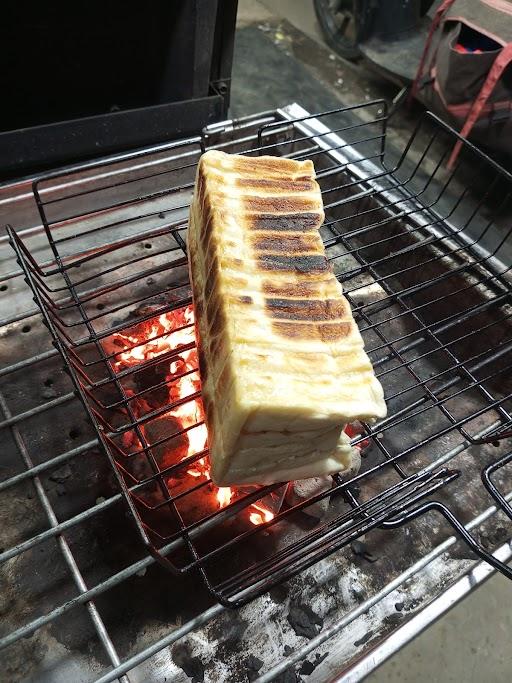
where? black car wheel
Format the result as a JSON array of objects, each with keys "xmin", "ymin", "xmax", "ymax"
[{"xmin": 314, "ymin": 0, "xmax": 362, "ymax": 61}]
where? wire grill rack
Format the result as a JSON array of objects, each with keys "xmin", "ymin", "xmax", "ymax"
[{"xmin": 6, "ymin": 101, "xmax": 512, "ymax": 620}]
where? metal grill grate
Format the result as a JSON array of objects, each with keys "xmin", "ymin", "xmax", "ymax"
[{"xmin": 2, "ymin": 102, "xmax": 512, "ymax": 682}]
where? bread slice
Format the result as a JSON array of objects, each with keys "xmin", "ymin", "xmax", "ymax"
[{"xmin": 188, "ymin": 150, "xmax": 386, "ymax": 486}]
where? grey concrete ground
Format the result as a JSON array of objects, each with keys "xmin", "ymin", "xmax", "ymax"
[
  {"xmin": 235, "ymin": 2, "xmax": 511, "ymax": 682},
  {"xmin": 258, "ymin": 0, "xmax": 325, "ymax": 45},
  {"xmin": 367, "ymin": 572, "xmax": 512, "ymax": 683}
]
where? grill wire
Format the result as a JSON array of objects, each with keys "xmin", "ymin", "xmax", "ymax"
[{"xmin": 2, "ymin": 101, "xmax": 512, "ymax": 681}]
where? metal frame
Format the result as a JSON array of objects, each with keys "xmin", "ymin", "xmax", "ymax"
[
  {"xmin": 1, "ymin": 102, "xmax": 511, "ymax": 682},
  {"xmin": 0, "ymin": 97, "xmax": 225, "ymax": 180},
  {"xmin": 0, "ymin": 0, "xmax": 238, "ymax": 178}
]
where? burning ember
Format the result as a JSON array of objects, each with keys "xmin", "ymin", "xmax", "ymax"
[
  {"xmin": 344, "ymin": 421, "xmax": 369, "ymax": 450},
  {"xmin": 110, "ymin": 305, "xmax": 274, "ymax": 525},
  {"xmin": 109, "ymin": 304, "xmax": 366, "ymax": 529},
  {"xmin": 249, "ymin": 503, "xmax": 274, "ymax": 526}
]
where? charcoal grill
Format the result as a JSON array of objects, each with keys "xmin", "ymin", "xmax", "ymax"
[{"xmin": 1, "ymin": 102, "xmax": 511, "ymax": 682}]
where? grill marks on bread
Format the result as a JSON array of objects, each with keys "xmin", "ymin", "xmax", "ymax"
[
  {"xmin": 226, "ymin": 158, "xmax": 350, "ymax": 341},
  {"xmin": 251, "ymin": 234, "xmax": 321, "ymax": 254},
  {"xmin": 272, "ymin": 321, "xmax": 352, "ymax": 342},
  {"xmin": 265, "ymin": 297, "xmax": 348, "ymax": 322},
  {"xmin": 241, "ymin": 194, "xmax": 320, "ymax": 215},
  {"xmin": 246, "ymin": 212, "xmax": 320, "ymax": 233},
  {"xmin": 257, "ymin": 254, "xmax": 330, "ymax": 274},
  {"xmin": 231, "ymin": 155, "xmax": 313, "ymax": 179},
  {"xmin": 198, "ymin": 152, "xmax": 353, "ymax": 342}
]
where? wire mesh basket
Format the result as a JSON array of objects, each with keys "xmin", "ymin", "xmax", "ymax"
[{"xmin": 9, "ymin": 101, "xmax": 512, "ymax": 606}]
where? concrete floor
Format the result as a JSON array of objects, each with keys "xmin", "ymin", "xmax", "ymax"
[
  {"xmin": 367, "ymin": 572, "xmax": 512, "ymax": 683},
  {"xmin": 257, "ymin": 0, "xmax": 325, "ymax": 45},
  {"xmin": 235, "ymin": 2, "xmax": 512, "ymax": 682}
]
